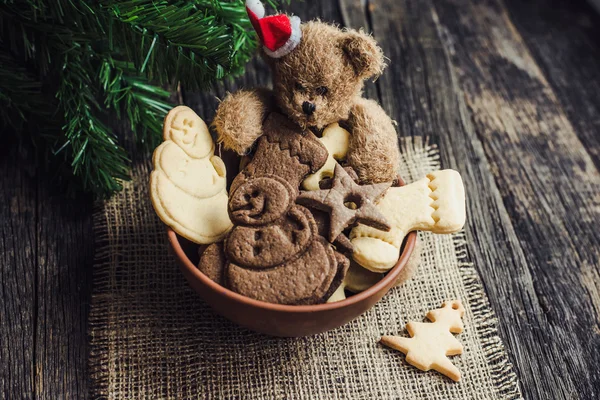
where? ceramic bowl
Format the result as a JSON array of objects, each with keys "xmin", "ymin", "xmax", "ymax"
[{"xmin": 169, "ymin": 227, "xmax": 416, "ymax": 337}]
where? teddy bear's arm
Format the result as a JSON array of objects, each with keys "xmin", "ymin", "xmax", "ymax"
[
  {"xmin": 346, "ymin": 98, "xmax": 401, "ymax": 184},
  {"xmin": 212, "ymin": 88, "xmax": 275, "ymax": 155}
]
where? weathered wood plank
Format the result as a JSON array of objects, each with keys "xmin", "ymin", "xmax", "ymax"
[
  {"xmin": 2, "ymin": 0, "xmax": 599, "ymax": 398},
  {"xmin": 428, "ymin": 0, "xmax": 600, "ymax": 398},
  {"xmin": 0, "ymin": 144, "xmax": 37, "ymax": 399},
  {"xmin": 504, "ymin": 0, "xmax": 600, "ymax": 169},
  {"xmin": 34, "ymin": 180, "xmax": 93, "ymax": 399},
  {"xmin": 0, "ymin": 141, "xmax": 93, "ymax": 399}
]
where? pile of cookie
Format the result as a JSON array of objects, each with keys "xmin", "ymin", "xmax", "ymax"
[{"xmin": 150, "ymin": 106, "xmax": 466, "ymax": 305}]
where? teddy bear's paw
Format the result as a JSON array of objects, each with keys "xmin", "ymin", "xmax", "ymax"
[{"xmin": 213, "ymin": 89, "xmax": 269, "ymax": 155}]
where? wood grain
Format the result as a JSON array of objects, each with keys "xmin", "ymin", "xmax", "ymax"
[
  {"xmin": 0, "ymin": 144, "xmax": 37, "ymax": 398},
  {"xmin": 504, "ymin": 0, "xmax": 600, "ymax": 169},
  {"xmin": 339, "ymin": 0, "xmax": 600, "ymax": 398},
  {"xmin": 34, "ymin": 177, "xmax": 93, "ymax": 399},
  {"xmin": 430, "ymin": 0, "xmax": 600, "ymax": 398},
  {"xmin": 339, "ymin": 1, "xmax": 544, "ymax": 398},
  {"xmin": 0, "ymin": 142, "xmax": 93, "ymax": 399}
]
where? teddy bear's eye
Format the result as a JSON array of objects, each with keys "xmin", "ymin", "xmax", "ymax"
[
  {"xmin": 295, "ymin": 82, "xmax": 306, "ymax": 92},
  {"xmin": 315, "ymin": 86, "xmax": 328, "ymax": 96}
]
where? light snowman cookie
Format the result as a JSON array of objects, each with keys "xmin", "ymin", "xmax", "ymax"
[
  {"xmin": 150, "ymin": 106, "xmax": 232, "ymax": 244},
  {"xmin": 302, "ymin": 123, "xmax": 350, "ymax": 191},
  {"xmin": 350, "ymin": 169, "xmax": 465, "ymax": 272}
]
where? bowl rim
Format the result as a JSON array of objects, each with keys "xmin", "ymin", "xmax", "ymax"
[{"xmin": 169, "ymin": 229, "xmax": 417, "ymax": 313}]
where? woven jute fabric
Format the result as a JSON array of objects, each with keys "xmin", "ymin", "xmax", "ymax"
[{"xmin": 89, "ymin": 138, "xmax": 522, "ymax": 399}]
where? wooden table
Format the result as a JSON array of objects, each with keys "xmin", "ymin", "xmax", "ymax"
[{"xmin": 2, "ymin": 0, "xmax": 599, "ymax": 398}]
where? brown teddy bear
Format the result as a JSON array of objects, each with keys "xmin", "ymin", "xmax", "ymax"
[{"xmin": 212, "ymin": 0, "xmax": 400, "ymax": 184}]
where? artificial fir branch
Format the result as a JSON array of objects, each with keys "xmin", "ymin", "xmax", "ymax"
[
  {"xmin": 99, "ymin": 60, "xmax": 172, "ymax": 151},
  {"xmin": 101, "ymin": 0, "xmax": 257, "ymax": 88},
  {"xmin": 57, "ymin": 50, "xmax": 131, "ymax": 197},
  {"xmin": 0, "ymin": 0, "xmax": 281, "ymax": 198}
]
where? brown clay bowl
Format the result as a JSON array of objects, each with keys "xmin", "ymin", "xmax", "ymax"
[{"xmin": 169, "ymin": 227, "xmax": 416, "ymax": 337}]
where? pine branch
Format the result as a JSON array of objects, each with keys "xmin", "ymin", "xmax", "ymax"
[
  {"xmin": 0, "ymin": 0, "xmax": 287, "ymax": 198},
  {"xmin": 100, "ymin": 0, "xmax": 258, "ymax": 88},
  {"xmin": 0, "ymin": 2, "xmax": 80, "ymax": 74},
  {"xmin": 99, "ymin": 60, "xmax": 173, "ymax": 150},
  {"xmin": 57, "ymin": 49, "xmax": 131, "ymax": 198}
]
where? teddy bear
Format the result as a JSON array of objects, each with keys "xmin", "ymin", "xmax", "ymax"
[{"xmin": 212, "ymin": 0, "xmax": 400, "ymax": 185}]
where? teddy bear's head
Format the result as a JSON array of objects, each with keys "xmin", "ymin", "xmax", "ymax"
[{"xmin": 262, "ymin": 22, "xmax": 385, "ymax": 130}]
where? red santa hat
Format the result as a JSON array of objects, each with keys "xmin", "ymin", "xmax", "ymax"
[{"xmin": 246, "ymin": 0, "xmax": 302, "ymax": 58}]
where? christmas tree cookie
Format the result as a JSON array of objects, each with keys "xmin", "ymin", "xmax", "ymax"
[{"xmin": 380, "ymin": 300, "xmax": 466, "ymax": 381}]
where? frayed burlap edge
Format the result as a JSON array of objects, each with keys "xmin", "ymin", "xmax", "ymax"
[
  {"xmin": 453, "ymin": 233, "xmax": 522, "ymax": 399},
  {"xmin": 89, "ymin": 202, "xmax": 113, "ymax": 400},
  {"xmin": 401, "ymin": 137, "xmax": 522, "ymax": 399}
]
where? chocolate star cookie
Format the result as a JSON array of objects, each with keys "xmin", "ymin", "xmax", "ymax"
[{"xmin": 297, "ymin": 164, "xmax": 392, "ymax": 242}]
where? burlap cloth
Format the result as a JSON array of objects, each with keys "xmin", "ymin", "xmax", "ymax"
[{"xmin": 89, "ymin": 138, "xmax": 522, "ymax": 399}]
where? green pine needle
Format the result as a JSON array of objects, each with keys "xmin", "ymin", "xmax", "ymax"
[
  {"xmin": 56, "ymin": 50, "xmax": 131, "ymax": 197},
  {"xmin": 0, "ymin": 0, "xmax": 284, "ymax": 198}
]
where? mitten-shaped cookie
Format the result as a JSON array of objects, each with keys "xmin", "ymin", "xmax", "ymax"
[
  {"xmin": 150, "ymin": 106, "xmax": 232, "ymax": 244},
  {"xmin": 350, "ymin": 170, "xmax": 466, "ymax": 272},
  {"xmin": 230, "ymin": 112, "xmax": 328, "ymax": 195}
]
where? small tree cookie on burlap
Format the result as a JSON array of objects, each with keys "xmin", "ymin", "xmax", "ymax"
[{"xmin": 380, "ymin": 300, "xmax": 466, "ymax": 381}]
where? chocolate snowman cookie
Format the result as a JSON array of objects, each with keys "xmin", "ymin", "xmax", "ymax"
[
  {"xmin": 227, "ymin": 215, "xmax": 341, "ymax": 305},
  {"xmin": 199, "ymin": 112, "xmax": 350, "ymax": 305}
]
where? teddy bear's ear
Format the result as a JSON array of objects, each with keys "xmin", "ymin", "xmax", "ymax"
[{"xmin": 339, "ymin": 30, "xmax": 385, "ymax": 80}]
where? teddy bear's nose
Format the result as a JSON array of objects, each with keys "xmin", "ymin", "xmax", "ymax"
[{"xmin": 302, "ymin": 101, "xmax": 316, "ymax": 116}]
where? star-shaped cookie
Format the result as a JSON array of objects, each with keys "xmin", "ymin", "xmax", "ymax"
[{"xmin": 297, "ymin": 164, "xmax": 391, "ymax": 242}]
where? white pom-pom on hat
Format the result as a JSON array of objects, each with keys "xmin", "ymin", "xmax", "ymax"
[{"xmin": 245, "ymin": 0, "xmax": 265, "ymax": 18}]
